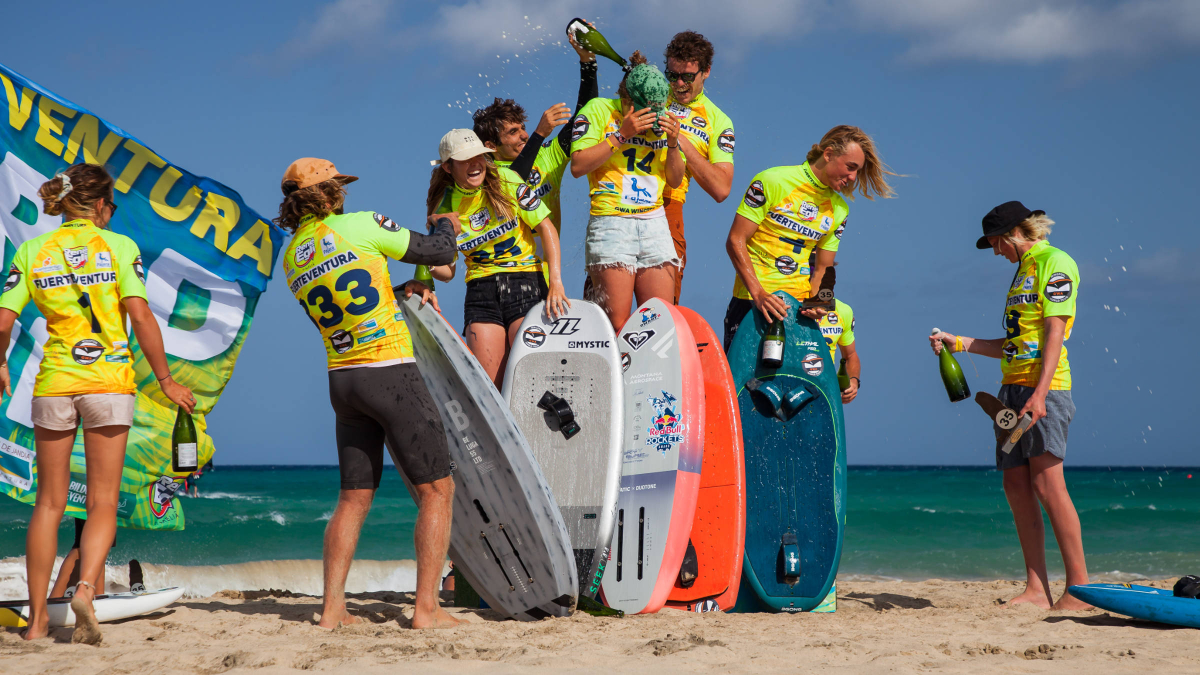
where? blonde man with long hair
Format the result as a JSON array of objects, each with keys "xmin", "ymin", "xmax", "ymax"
[{"xmin": 931, "ymin": 201, "xmax": 1091, "ymax": 610}]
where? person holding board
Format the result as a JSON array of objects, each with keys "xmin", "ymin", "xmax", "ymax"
[{"xmin": 929, "ymin": 201, "xmax": 1091, "ymax": 610}]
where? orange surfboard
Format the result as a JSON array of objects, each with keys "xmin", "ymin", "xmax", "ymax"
[{"xmin": 666, "ymin": 307, "xmax": 746, "ymax": 611}]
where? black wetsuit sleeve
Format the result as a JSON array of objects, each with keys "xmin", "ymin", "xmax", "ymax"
[
  {"xmin": 559, "ymin": 60, "xmax": 599, "ymax": 155},
  {"xmin": 509, "ymin": 133, "xmax": 542, "ymax": 181},
  {"xmin": 400, "ymin": 218, "xmax": 456, "ymax": 266}
]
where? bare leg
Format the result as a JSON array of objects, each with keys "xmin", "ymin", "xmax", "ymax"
[
  {"xmin": 50, "ymin": 547, "xmax": 80, "ymax": 598},
  {"xmin": 23, "ymin": 426, "xmax": 75, "ymax": 640},
  {"xmin": 410, "ymin": 476, "xmax": 459, "ymax": 629},
  {"xmin": 633, "ymin": 264, "xmax": 676, "ymax": 308},
  {"xmin": 71, "ymin": 424, "xmax": 130, "ymax": 645},
  {"xmin": 319, "ymin": 488, "xmax": 374, "ymax": 628},
  {"xmin": 465, "ymin": 322, "xmax": 510, "ymax": 389},
  {"xmin": 1029, "ymin": 454, "xmax": 1092, "ymax": 610},
  {"xmin": 1001, "ymin": 466, "xmax": 1052, "ymax": 609},
  {"xmin": 589, "ymin": 266, "xmax": 635, "ymax": 331}
]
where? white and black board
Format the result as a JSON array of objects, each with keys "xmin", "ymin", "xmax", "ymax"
[
  {"xmin": 401, "ymin": 296, "xmax": 577, "ymax": 620},
  {"xmin": 0, "ymin": 587, "xmax": 185, "ymax": 628},
  {"xmin": 502, "ymin": 300, "xmax": 623, "ymax": 599}
]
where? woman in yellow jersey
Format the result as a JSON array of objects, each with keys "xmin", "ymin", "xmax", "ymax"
[
  {"xmin": 0, "ymin": 164, "xmax": 194, "ymax": 644},
  {"xmin": 723, "ymin": 125, "xmax": 894, "ymax": 351},
  {"xmin": 930, "ymin": 202, "xmax": 1090, "ymax": 610},
  {"xmin": 427, "ymin": 129, "xmax": 569, "ymax": 387},
  {"xmin": 570, "ymin": 51, "xmax": 685, "ymax": 330}
]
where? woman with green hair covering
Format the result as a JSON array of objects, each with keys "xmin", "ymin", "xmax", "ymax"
[{"xmin": 570, "ymin": 50, "xmax": 684, "ymax": 330}]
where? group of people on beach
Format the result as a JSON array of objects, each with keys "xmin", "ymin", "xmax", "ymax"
[{"xmin": 3, "ymin": 24, "xmax": 1091, "ymax": 644}]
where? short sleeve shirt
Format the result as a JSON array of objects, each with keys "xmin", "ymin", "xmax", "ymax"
[
  {"xmin": 1001, "ymin": 240, "xmax": 1078, "ymax": 390},
  {"xmin": 495, "ymin": 139, "xmax": 568, "ymax": 233},
  {"xmin": 282, "ymin": 211, "xmax": 414, "ymax": 370},
  {"xmin": 732, "ymin": 162, "xmax": 849, "ymax": 301},
  {"xmin": 571, "ymin": 97, "xmax": 686, "ymax": 217},
  {"xmin": 432, "ymin": 167, "xmax": 550, "ymax": 282},
  {"xmin": 0, "ymin": 219, "xmax": 146, "ymax": 396},
  {"xmin": 819, "ymin": 299, "xmax": 855, "ymax": 363},
  {"xmin": 663, "ymin": 91, "xmax": 734, "ymax": 203}
]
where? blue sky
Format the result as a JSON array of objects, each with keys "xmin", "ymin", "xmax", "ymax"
[{"xmin": 4, "ymin": 0, "xmax": 1198, "ymax": 465}]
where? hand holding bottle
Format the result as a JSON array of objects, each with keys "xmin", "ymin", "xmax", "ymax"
[
  {"xmin": 160, "ymin": 376, "xmax": 195, "ymax": 414},
  {"xmin": 750, "ymin": 287, "xmax": 789, "ymax": 323},
  {"xmin": 929, "ymin": 330, "xmax": 957, "ymax": 355},
  {"xmin": 567, "ymin": 20, "xmax": 596, "ymax": 61},
  {"xmin": 401, "ymin": 279, "xmax": 439, "ymax": 312}
]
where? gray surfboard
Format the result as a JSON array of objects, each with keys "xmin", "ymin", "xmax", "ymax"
[
  {"xmin": 501, "ymin": 300, "xmax": 623, "ymax": 600},
  {"xmin": 400, "ymin": 295, "xmax": 577, "ymax": 620}
]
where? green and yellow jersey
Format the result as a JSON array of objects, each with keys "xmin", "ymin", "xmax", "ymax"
[
  {"xmin": 283, "ymin": 211, "xmax": 414, "ymax": 370},
  {"xmin": 494, "ymin": 139, "xmax": 568, "ymax": 233},
  {"xmin": 1001, "ymin": 240, "xmax": 1078, "ymax": 390},
  {"xmin": 571, "ymin": 97, "xmax": 686, "ymax": 217},
  {"xmin": 0, "ymin": 218, "xmax": 146, "ymax": 397},
  {"xmin": 663, "ymin": 91, "xmax": 734, "ymax": 204},
  {"xmin": 432, "ymin": 167, "xmax": 550, "ymax": 283},
  {"xmin": 733, "ymin": 162, "xmax": 848, "ymax": 301},
  {"xmin": 819, "ymin": 299, "xmax": 855, "ymax": 363}
]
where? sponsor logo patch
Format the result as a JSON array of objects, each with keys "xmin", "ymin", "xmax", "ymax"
[
  {"xmin": 1045, "ymin": 272, "xmax": 1073, "ymax": 302},
  {"xmin": 549, "ymin": 317, "xmax": 581, "ymax": 335},
  {"xmin": 834, "ymin": 222, "xmax": 845, "ymax": 240},
  {"xmin": 330, "ymin": 330, "xmax": 353, "ymax": 354},
  {"xmin": 468, "ymin": 208, "xmax": 491, "ymax": 233},
  {"xmin": 3, "ymin": 265, "xmax": 21, "ymax": 293},
  {"xmin": 690, "ymin": 115, "xmax": 707, "ymax": 128},
  {"xmin": 1003, "ymin": 340, "xmax": 1019, "ymax": 363},
  {"xmin": 743, "ymin": 180, "xmax": 766, "ymax": 209},
  {"xmin": 799, "ymin": 201, "xmax": 820, "ymax": 221},
  {"xmin": 571, "ymin": 115, "xmax": 590, "ymax": 142},
  {"xmin": 516, "ymin": 183, "xmax": 542, "ymax": 211},
  {"xmin": 294, "ymin": 239, "xmax": 316, "ymax": 268},
  {"xmin": 95, "ymin": 252, "xmax": 112, "ymax": 269},
  {"xmin": 623, "ymin": 330, "xmax": 655, "ymax": 350},
  {"xmin": 64, "ymin": 246, "xmax": 88, "ymax": 270},
  {"xmin": 668, "ymin": 102, "xmax": 688, "ymax": 117},
  {"xmin": 321, "ymin": 235, "xmax": 337, "ymax": 256},
  {"xmin": 105, "ymin": 354, "xmax": 130, "ymax": 363},
  {"xmin": 568, "ymin": 340, "xmax": 610, "ymax": 349},
  {"xmin": 638, "ymin": 308, "xmax": 661, "ymax": 326},
  {"xmin": 357, "ymin": 328, "xmax": 387, "ymax": 345},
  {"xmin": 527, "ymin": 166, "xmax": 542, "ymax": 187},
  {"xmin": 718, "ymin": 128, "xmax": 735, "ymax": 153},
  {"xmin": 620, "ymin": 352, "xmax": 631, "ymax": 372},
  {"xmin": 827, "ymin": 312, "xmax": 839, "ymax": 326},
  {"xmin": 801, "ymin": 352, "xmax": 824, "ymax": 377},
  {"xmin": 621, "ymin": 175, "xmax": 658, "ymax": 207},
  {"xmin": 775, "ymin": 255, "xmax": 798, "ymax": 275},
  {"xmin": 820, "ymin": 215, "xmax": 833, "ymax": 232},
  {"xmin": 646, "ymin": 390, "xmax": 684, "ymax": 454},
  {"xmin": 353, "ymin": 319, "xmax": 378, "ymax": 334},
  {"xmin": 72, "ymin": 339, "xmax": 104, "ymax": 365},
  {"xmin": 522, "ymin": 325, "xmax": 546, "ymax": 348},
  {"xmin": 373, "ymin": 212, "xmax": 401, "ymax": 232}
]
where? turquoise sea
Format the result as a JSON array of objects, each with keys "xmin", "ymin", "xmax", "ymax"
[{"xmin": 2, "ymin": 466, "xmax": 1198, "ymax": 598}]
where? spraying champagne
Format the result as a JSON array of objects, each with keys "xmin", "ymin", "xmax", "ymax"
[{"xmin": 566, "ymin": 19, "xmax": 628, "ymax": 70}]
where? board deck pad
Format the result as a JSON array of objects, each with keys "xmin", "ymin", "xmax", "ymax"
[
  {"xmin": 402, "ymin": 296, "xmax": 577, "ymax": 621},
  {"xmin": 0, "ymin": 587, "xmax": 185, "ymax": 627},
  {"xmin": 1069, "ymin": 583, "xmax": 1200, "ymax": 629},
  {"xmin": 728, "ymin": 291, "xmax": 846, "ymax": 613},
  {"xmin": 600, "ymin": 298, "xmax": 705, "ymax": 615},
  {"xmin": 666, "ymin": 307, "xmax": 745, "ymax": 611},
  {"xmin": 502, "ymin": 300, "xmax": 623, "ymax": 599}
]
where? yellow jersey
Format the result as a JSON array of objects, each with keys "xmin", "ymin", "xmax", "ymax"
[
  {"xmin": 663, "ymin": 91, "xmax": 734, "ymax": 203},
  {"xmin": 1001, "ymin": 240, "xmax": 1078, "ymax": 390},
  {"xmin": 818, "ymin": 299, "xmax": 855, "ymax": 362}
]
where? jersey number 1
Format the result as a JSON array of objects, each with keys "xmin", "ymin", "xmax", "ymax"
[
  {"xmin": 622, "ymin": 149, "xmax": 654, "ymax": 173},
  {"xmin": 77, "ymin": 292, "xmax": 101, "ymax": 334}
]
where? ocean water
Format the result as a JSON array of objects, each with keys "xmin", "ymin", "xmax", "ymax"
[{"xmin": 1, "ymin": 465, "xmax": 1197, "ymax": 599}]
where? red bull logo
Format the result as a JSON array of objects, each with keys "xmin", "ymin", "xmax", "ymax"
[{"xmin": 645, "ymin": 390, "xmax": 684, "ymax": 454}]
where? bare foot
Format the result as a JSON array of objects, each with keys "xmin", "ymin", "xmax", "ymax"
[
  {"xmin": 1004, "ymin": 588, "xmax": 1052, "ymax": 610},
  {"xmin": 70, "ymin": 586, "xmax": 102, "ymax": 645},
  {"xmin": 411, "ymin": 606, "xmax": 462, "ymax": 629},
  {"xmin": 1052, "ymin": 591, "xmax": 1093, "ymax": 611},
  {"xmin": 20, "ymin": 616, "xmax": 49, "ymax": 641},
  {"xmin": 317, "ymin": 606, "xmax": 360, "ymax": 629}
]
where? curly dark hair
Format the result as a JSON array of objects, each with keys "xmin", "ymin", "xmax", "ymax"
[
  {"xmin": 663, "ymin": 31, "xmax": 713, "ymax": 73},
  {"xmin": 473, "ymin": 98, "xmax": 527, "ymax": 146},
  {"xmin": 275, "ymin": 179, "xmax": 347, "ymax": 233},
  {"xmin": 38, "ymin": 164, "xmax": 115, "ymax": 220}
]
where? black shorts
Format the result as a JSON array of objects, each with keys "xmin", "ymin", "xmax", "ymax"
[
  {"xmin": 328, "ymin": 362, "xmax": 452, "ymax": 490},
  {"xmin": 723, "ymin": 297, "xmax": 755, "ymax": 353},
  {"xmin": 463, "ymin": 271, "xmax": 547, "ymax": 330},
  {"xmin": 72, "ymin": 517, "xmax": 114, "ymax": 549}
]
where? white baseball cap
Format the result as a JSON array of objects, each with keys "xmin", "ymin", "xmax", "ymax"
[{"xmin": 432, "ymin": 129, "xmax": 494, "ymax": 166}]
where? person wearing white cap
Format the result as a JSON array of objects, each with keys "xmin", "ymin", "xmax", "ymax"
[{"xmin": 426, "ymin": 129, "xmax": 569, "ymax": 388}]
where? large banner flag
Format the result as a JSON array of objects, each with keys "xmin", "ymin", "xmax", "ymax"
[{"xmin": 0, "ymin": 62, "xmax": 283, "ymax": 529}]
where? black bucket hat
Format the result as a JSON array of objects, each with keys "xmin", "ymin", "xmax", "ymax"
[{"xmin": 977, "ymin": 201, "xmax": 1045, "ymax": 249}]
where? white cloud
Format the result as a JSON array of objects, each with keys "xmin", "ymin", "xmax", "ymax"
[{"xmin": 271, "ymin": 0, "xmax": 397, "ymax": 64}]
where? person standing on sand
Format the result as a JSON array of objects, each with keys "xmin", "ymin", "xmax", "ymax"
[
  {"xmin": 276, "ymin": 158, "xmax": 461, "ymax": 629},
  {"xmin": 0, "ymin": 163, "xmax": 195, "ymax": 644},
  {"xmin": 930, "ymin": 202, "xmax": 1091, "ymax": 610}
]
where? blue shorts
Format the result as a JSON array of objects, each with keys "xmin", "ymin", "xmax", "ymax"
[
  {"xmin": 995, "ymin": 384, "xmax": 1075, "ymax": 470},
  {"xmin": 585, "ymin": 212, "xmax": 679, "ymax": 272}
]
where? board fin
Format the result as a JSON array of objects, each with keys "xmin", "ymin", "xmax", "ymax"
[
  {"xmin": 678, "ymin": 539, "xmax": 698, "ymax": 588},
  {"xmin": 781, "ymin": 531, "xmax": 801, "ymax": 586}
]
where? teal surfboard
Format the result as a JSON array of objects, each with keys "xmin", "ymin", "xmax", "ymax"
[
  {"xmin": 1069, "ymin": 583, "xmax": 1200, "ymax": 629},
  {"xmin": 728, "ymin": 292, "xmax": 846, "ymax": 613}
]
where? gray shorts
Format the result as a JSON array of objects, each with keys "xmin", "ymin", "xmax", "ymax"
[
  {"xmin": 994, "ymin": 384, "xmax": 1075, "ymax": 471},
  {"xmin": 31, "ymin": 393, "xmax": 136, "ymax": 431}
]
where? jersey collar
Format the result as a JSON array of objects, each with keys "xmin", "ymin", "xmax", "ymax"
[
  {"xmin": 1020, "ymin": 239, "xmax": 1049, "ymax": 263},
  {"xmin": 800, "ymin": 161, "xmax": 829, "ymax": 190},
  {"xmin": 62, "ymin": 218, "xmax": 97, "ymax": 229}
]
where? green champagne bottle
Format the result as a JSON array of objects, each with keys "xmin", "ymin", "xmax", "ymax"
[
  {"xmin": 414, "ymin": 264, "xmax": 435, "ymax": 290},
  {"xmin": 566, "ymin": 18, "xmax": 628, "ymax": 69},
  {"xmin": 761, "ymin": 319, "xmax": 785, "ymax": 369},
  {"xmin": 172, "ymin": 406, "xmax": 198, "ymax": 473},
  {"xmin": 838, "ymin": 357, "xmax": 850, "ymax": 391},
  {"xmin": 932, "ymin": 328, "xmax": 970, "ymax": 403}
]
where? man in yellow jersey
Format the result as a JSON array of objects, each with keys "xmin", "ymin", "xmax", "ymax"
[
  {"xmin": 816, "ymin": 269, "xmax": 860, "ymax": 404},
  {"xmin": 276, "ymin": 158, "xmax": 462, "ymax": 629},
  {"xmin": 662, "ymin": 31, "xmax": 735, "ymax": 304}
]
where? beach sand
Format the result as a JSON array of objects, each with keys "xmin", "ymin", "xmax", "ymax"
[{"xmin": 2, "ymin": 578, "xmax": 1198, "ymax": 673}]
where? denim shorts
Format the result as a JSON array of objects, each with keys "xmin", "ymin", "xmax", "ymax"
[
  {"xmin": 994, "ymin": 384, "xmax": 1075, "ymax": 470},
  {"xmin": 585, "ymin": 212, "xmax": 679, "ymax": 272},
  {"xmin": 463, "ymin": 271, "xmax": 547, "ymax": 329}
]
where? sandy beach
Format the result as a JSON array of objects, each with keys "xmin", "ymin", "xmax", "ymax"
[{"xmin": 3, "ymin": 578, "xmax": 1198, "ymax": 673}]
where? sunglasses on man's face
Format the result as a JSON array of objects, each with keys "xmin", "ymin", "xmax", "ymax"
[{"xmin": 664, "ymin": 70, "xmax": 698, "ymax": 84}]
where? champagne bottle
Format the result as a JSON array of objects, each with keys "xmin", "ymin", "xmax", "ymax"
[
  {"xmin": 414, "ymin": 264, "xmax": 435, "ymax": 290},
  {"xmin": 172, "ymin": 406, "xmax": 198, "ymax": 473},
  {"xmin": 761, "ymin": 319, "xmax": 785, "ymax": 369},
  {"xmin": 838, "ymin": 358, "xmax": 850, "ymax": 391},
  {"xmin": 932, "ymin": 328, "xmax": 970, "ymax": 403},
  {"xmin": 566, "ymin": 18, "xmax": 628, "ymax": 69}
]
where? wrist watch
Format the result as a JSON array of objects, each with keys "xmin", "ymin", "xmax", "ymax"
[{"xmin": 850, "ymin": 377, "xmax": 861, "ymax": 388}]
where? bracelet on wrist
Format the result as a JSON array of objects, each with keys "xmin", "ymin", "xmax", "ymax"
[
  {"xmin": 157, "ymin": 373, "xmax": 171, "ymax": 382},
  {"xmin": 850, "ymin": 377, "xmax": 861, "ymax": 387},
  {"xmin": 954, "ymin": 336, "xmax": 965, "ymax": 353}
]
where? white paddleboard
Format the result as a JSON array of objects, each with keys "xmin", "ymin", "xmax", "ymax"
[
  {"xmin": 0, "ymin": 587, "xmax": 185, "ymax": 628},
  {"xmin": 502, "ymin": 300, "xmax": 623, "ymax": 600}
]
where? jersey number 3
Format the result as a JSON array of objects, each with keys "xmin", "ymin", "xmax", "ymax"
[{"xmin": 304, "ymin": 269, "xmax": 379, "ymax": 328}]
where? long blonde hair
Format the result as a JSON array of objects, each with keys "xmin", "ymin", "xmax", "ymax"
[
  {"xmin": 425, "ymin": 160, "xmax": 514, "ymax": 222},
  {"xmin": 806, "ymin": 125, "xmax": 896, "ymax": 201},
  {"xmin": 1004, "ymin": 213, "xmax": 1054, "ymax": 245}
]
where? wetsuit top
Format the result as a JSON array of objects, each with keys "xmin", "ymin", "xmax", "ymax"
[
  {"xmin": 0, "ymin": 218, "xmax": 146, "ymax": 397},
  {"xmin": 818, "ymin": 299, "xmax": 855, "ymax": 362},
  {"xmin": 663, "ymin": 90, "xmax": 735, "ymax": 204},
  {"xmin": 431, "ymin": 167, "xmax": 551, "ymax": 282},
  {"xmin": 732, "ymin": 162, "xmax": 848, "ymax": 301},
  {"xmin": 283, "ymin": 210, "xmax": 455, "ymax": 370},
  {"xmin": 1001, "ymin": 239, "xmax": 1078, "ymax": 390},
  {"xmin": 570, "ymin": 97, "xmax": 687, "ymax": 217}
]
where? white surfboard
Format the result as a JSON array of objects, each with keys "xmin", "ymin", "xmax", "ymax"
[
  {"xmin": 0, "ymin": 587, "xmax": 185, "ymax": 628},
  {"xmin": 502, "ymin": 300, "xmax": 623, "ymax": 600}
]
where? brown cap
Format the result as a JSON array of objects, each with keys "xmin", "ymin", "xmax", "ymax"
[{"xmin": 280, "ymin": 158, "xmax": 358, "ymax": 194}]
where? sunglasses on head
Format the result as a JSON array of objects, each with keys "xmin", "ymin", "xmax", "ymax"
[{"xmin": 664, "ymin": 70, "xmax": 698, "ymax": 84}]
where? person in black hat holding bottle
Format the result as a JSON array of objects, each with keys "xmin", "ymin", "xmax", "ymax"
[{"xmin": 929, "ymin": 201, "xmax": 1091, "ymax": 610}]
